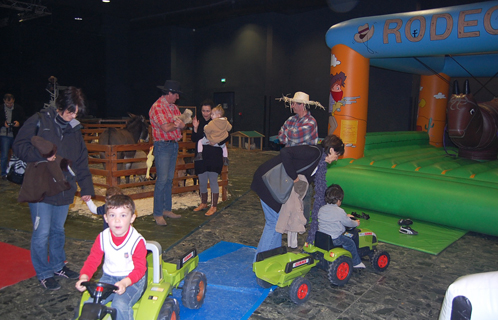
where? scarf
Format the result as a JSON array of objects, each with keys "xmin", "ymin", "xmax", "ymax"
[{"xmin": 306, "ymin": 151, "xmax": 327, "ymax": 244}]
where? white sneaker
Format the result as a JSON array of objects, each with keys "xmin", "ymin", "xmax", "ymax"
[{"xmin": 354, "ymin": 262, "xmax": 366, "ymax": 269}]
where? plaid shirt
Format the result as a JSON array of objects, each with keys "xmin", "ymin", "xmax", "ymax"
[
  {"xmin": 149, "ymin": 95, "xmax": 182, "ymax": 142},
  {"xmin": 278, "ymin": 111, "xmax": 318, "ymax": 146}
]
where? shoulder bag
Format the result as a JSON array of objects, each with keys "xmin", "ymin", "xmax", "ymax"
[{"xmin": 262, "ymin": 146, "xmax": 320, "ymax": 204}]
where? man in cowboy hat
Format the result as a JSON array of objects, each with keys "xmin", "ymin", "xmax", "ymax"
[
  {"xmin": 149, "ymin": 80, "xmax": 186, "ymax": 225},
  {"xmin": 277, "ymin": 91, "xmax": 321, "ymax": 147},
  {"xmin": 276, "ymin": 91, "xmax": 323, "ymax": 225}
]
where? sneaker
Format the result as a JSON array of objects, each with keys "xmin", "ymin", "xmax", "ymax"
[
  {"xmin": 398, "ymin": 218, "xmax": 413, "ymax": 226},
  {"xmin": 354, "ymin": 262, "xmax": 366, "ymax": 269},
  {"xmin": 40, "ymin": 277, "xmax": 61, "ymax": 290},
  {"xmin": 399, "ymin": 226, "xmax": 418, "ymax": 235},
  {"xmin": 54, "ymin": 266, "xmax": 79, "ymax": 279}
]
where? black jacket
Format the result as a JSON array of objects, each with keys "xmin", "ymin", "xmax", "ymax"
[
  {"xmin": 192, "ymin": 116, "xmax": 230, "ymax": 175},
  {"xmin": 0, "ymin": 103, "xmax": 27, "ymax": 137},
  {"xmin": 251, "ymin": 144, "xmax": 323, "ymax": 213},
  {"xmin": 13, "ymin": 107, "xmax": 94, "ymax": 205}
]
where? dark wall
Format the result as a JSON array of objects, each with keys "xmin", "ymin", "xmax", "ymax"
[
  {"xmin": 2, "ymin": 0, "xmax": 496, "ymax": 138},
  {"xmin": 0, "ymin": 19, "xmax": 105, "ymax": 118}
]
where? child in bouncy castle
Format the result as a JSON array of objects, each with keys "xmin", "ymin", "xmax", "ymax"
[
  {"xmin": 318, "ymin": 184, "xmax": 365, "ymax": 269},
  {"xmin": 194, "ymin": 104, "xmax": 232, "ymax": 166},
  {"xmin": 76, "ymin": 195, "xmax": 147, "ymax": 320}
]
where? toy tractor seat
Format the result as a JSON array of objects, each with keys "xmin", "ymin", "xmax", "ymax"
[{"xmin": 314, "ymin": 230, "xmax": 360, "ymax": 251}]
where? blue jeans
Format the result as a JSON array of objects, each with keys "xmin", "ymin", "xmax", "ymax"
[
  {"xmin": 86, "ymin": 273, "xmax": 146, "ymax": 320},
  {"xmin": 153, "ymin": 140, "xmax": 178, "ymax": 217},
  {"xmin": 255, "ymin": 199, "xmax": 282, "ymax": 260},
  {"xmin": 1, "ymin": 135, "xmax": 14, "ymax": 176},
  {"xmin": 29, "ymin": 202, "xmax": 70, "ymax": 280},
  {"xmin": 332, "ymin": 234, "xmax": 362, "ymax": 265}
]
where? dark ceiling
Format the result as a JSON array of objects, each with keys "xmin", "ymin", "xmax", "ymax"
[{"xmin": 1, "ymin": 0, "xmax": 329, "ymax": 29}]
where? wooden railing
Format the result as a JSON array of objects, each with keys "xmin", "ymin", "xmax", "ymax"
[{"xmin": 81, "ymin": 121, "xmax": 228, "ymax": 202}]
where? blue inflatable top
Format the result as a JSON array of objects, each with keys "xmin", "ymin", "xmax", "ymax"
[{"xmin": 326, "ymin": 1, "xmax": 498, "ymax": 77}]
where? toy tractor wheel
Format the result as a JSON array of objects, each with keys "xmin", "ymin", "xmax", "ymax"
[
  {"xmin": 289, "ymin": 277, "xmax": 311, "ymax": 304},
  {"xmin": 371, "ymin": 250, "xmax": 390, "ymax": 272},
  {"xmin": 157, "ymin": 298, "xmax": 180, "ymax": 320},
  {"xmin": 182, "ymin": 271, "xmax": 207, "ymax": 309},
  {"xmin": 327, "ymin": 256, "xmax": 353, "ymax": 286},
  {"xmin": 256, "ymin": 277, "xmax": 273, "ymax": 288}
]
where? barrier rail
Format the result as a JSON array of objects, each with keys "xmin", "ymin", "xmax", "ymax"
[{"xmin": 81, "ymin": 122, "xmax": 228, "ymax": 202}]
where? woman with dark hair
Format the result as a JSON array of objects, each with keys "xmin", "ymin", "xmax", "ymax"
[
  {"xmin": 251, "ymin": 134, "xmax": 344, "ymax": 258},
  {"xmin": 191, "ymin": 99, "xmax": 230, "ymax": 216},
  {"xmin": 13, "ymin": 87, "xmax": 95, "ymax": 290}
]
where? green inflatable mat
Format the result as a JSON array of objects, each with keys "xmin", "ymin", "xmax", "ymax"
[{"xmin": 341, "ymin": 205, "xmax": 467, "ymax": 255}]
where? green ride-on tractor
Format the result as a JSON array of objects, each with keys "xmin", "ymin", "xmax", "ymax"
[
  {"xmin": 253, "ymin": 246, "xmax": 318, "ymax": 304},
  {"xmin": 303, "ymin": 223, "xmax": 390, "ymax": 286},
  {"xmin": 75, "ymin": 241, "xmax": 207, "ymax": 320}
]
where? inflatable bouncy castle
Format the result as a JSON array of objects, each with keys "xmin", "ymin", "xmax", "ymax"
[{"xmin": 325, "ymin": 1, "xmax": 498, "ymax": 236}]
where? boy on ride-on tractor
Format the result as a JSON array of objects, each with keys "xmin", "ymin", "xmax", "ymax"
[
  {"xmin": 75, "ymin": 195, "xmax": 146, "ymax": 320},
  {"xmin": 318, "ymin": 184, "xmax": 365, "ymax": 269}
]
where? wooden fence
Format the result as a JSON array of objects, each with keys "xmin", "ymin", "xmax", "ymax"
[{"xmin": 81, "ymin": 120, "xmax": 228, "ymax": 202}]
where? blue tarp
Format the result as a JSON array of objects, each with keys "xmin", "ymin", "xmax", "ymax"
[{"xmin": 172, "ymin": 242, "xmax": 274, "ymax": 320}]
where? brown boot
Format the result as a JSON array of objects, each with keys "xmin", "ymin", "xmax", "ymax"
[
  {"xmin": 154, "ymin": 215, "xmax": 168, "ymax": 226},
  {"xmin": 205, "ymin": 193, "xmax": 219, "ymax": 216},
  {"xmin": 194, "ymin": 193, "xmax": 208, "ymax": 211},
  {"xmin": 163, "ymin": 210, "xmax": 182, "ymax": 219}
]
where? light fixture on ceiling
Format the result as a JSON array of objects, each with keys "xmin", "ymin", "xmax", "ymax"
[{"xmin": 102, "ymin": 0, "xmax": 110, "ymax": 3}]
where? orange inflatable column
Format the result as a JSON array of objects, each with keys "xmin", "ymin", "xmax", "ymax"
[
  {"xmin": 329, "ymin": 44, "xmax": 369, "ymax": 159},
  {"xmin": 416, "ymin": 74, "xmax": 450, "ymax": 147}
]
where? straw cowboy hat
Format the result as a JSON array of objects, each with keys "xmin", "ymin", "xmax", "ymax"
[
  {"xmin": 354, "ymin": 23, "xmax": 374, "ymax": 43},
  {"xmin": 157, "ymin": 80, "xmax": 183, "ymax": 94},
  {"xmin": 276, "ymin": 91, "xmax": 325, "ymax": 110}
]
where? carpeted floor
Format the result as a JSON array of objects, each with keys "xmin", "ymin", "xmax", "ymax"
[{"xmin": 0, "ymin": 242, "xmax": 36, "ymax": 289}]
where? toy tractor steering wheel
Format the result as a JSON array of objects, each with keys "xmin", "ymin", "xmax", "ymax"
[
  {"xmin": 346, "ymin": 217, "xmax": 358, "ymax": 231},
  {"xmin": 79, "ymin": 282, "xmax": 119, "ymax": 320},
  {"xmin": 81, "ymin": 281, "xmax": 118, "ymax": 304}
]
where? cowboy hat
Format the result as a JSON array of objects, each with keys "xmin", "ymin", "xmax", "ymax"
[
  {"xmin": 157, "ymin": 80, "xmax": 183, "ymax": 94},
  {"xmin": 276, "ymin": 91, "xmax": 325, "ymax": 110},
  {"xmin": 354, "ymin": 23, "xmax": 374, "ymax": 43}
]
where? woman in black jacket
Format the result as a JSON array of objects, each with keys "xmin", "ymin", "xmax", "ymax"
[
  {"xmin": 251, "ymin": 134, "xmax": 344, "ymax": 258},
  {"xmin": 13, "ymin": 87, "xmax": 94, "ymax": 290},
  {"xmin": 191, "ymin": 99, "xmax": 230, "ymax": 216}
]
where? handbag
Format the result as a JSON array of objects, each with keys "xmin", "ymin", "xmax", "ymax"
[
  {"xmin": 262, "ymin": 146, "xmax": 320, "ymax": 204},
  {"xmin": 7, "ymin": 155, "xmax": 27, "ymax": 185}
]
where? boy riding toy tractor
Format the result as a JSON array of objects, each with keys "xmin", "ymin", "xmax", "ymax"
[{"xmin": 75, "ymin": 241, "xmax": 207, "ymax": 320}]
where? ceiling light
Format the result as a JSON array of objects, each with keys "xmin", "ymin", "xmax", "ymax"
[{"xmin": 102, "ymin": 0, "xmax": 110, "ymax": 3}]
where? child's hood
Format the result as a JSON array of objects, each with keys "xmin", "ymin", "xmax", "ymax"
[{"xmin": 211, "ymin": 117, "xmax": 232, "ymax": 131}]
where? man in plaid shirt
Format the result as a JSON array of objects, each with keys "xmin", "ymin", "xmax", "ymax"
[
  {"xmin": 277, "ymin": 91, "xmax": 319, "ymax": 146},
  {"xmin": 277, "ymin": 91, "xmax": 322, "ymax": 225},
  {"xmin": 149, "ymin": 80, "xmax": 186, "ymax": 226}
]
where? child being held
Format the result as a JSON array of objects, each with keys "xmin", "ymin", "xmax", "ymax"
[
  {"xmin": 318, "ymin": 184, "xmax": 366, "ymax": 269},
  {"xmin": 195, "ymin": 104, "xmax": 232, "ymax": 165},
  {"xmin": 84, "ymin": 186, "xmax": 123, "ymax": 230},
  {"xmin": 76, "ymin": 195, "xmax": 147, "ymax": 320}
]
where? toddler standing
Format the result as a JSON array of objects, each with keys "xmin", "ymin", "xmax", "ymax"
[{"xmin": 84, "ymin": 186, "xmax": 123, "ymax": 230}]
